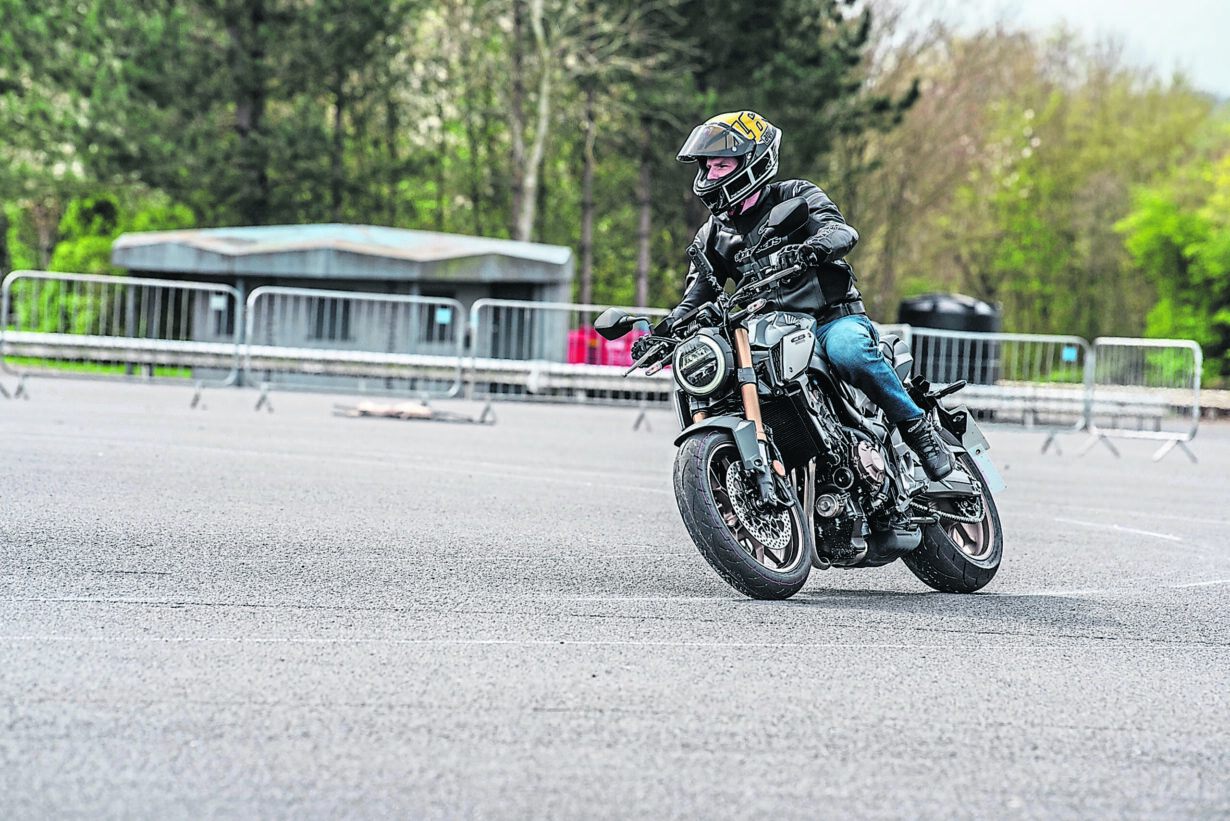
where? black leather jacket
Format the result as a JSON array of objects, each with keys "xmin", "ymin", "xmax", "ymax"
[{"xmin": 668, "ymin": 180, "xmax": 862, "ymax": 327}]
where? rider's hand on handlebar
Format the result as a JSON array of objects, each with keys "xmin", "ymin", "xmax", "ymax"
[
  {"xmin": 778, "ymin": 243, "xmax": 820, "ymax": 270},
  {"xmin": 630, "ymin": 334, "xmax": 660, "ymax": 361}
]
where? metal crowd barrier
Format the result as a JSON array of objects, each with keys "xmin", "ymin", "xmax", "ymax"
[
  {"xmin": 1, "ymin": 272, "xmax": 1206, "ymax": 459},
  {"xmin": 0, "ymin": 270, "xmax": 241, "ymax": 401},
  {"xmin": 876, "ymin": 323, "xmax": 913, "ymax": 344},
  {"xmin": 1081, "ymin": 337, "xmax": 1202, "ymax": 462},
  {"xmin": 467, "ymin": 298, "xmax": 672, "ymax": 405},
  {"xmin": 908, "ymin": 328, "xmax": 1203, "ymax": 460},
  {"xmin": 244, "ymin": 286, "xmax": 466, "ymax": 408},
  {"xmin": 909, "ymin": 327, "xmax": 1093, "ymax": 452}
]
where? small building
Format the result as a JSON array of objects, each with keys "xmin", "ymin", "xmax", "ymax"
[
  {"xmin": 112, "ymin": 223, "xmax": 573, "ymax": 302},
  {"xmin": 109, "ymin": 223, "xmax": 575, "ymax": 391},
  {"xmin": 111, "ymin": 222, "xmax": 574, "ymax": 344}
]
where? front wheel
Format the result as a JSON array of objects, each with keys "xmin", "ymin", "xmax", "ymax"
[
  {"xmin": 903, "ymin": 431, "xmax": 1003, "ymax": 593},
  {"xmin": 673, "ymin": 430, "xmax": 812, "ymax": 600}
]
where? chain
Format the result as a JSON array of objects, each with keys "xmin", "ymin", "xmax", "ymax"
[{"xmin": 911, "ymin": 492, "xmax": 986, "ymax": 525}]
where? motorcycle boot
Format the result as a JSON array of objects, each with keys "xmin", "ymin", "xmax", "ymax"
[{"xmin": 899, "ymin": 415, "xmax": 955, "ymax": 481}]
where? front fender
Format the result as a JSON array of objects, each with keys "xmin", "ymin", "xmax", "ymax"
[{"xmin": 675, "ymin": 416, "xmax": 763, "ymax": 475}]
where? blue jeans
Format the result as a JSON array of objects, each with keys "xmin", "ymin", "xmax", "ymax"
[{"xmin": 814, "ymin": 314, "xmax": 922, "ymax": 424}]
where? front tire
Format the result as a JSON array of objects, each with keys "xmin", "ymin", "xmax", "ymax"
[
  {"xmin": 903, "ymin": 430, "xmax": 1003, "ymax": 593},
  {"xmin": 673, "ymin": 430, "xmax": 812, "ymax": 600}
]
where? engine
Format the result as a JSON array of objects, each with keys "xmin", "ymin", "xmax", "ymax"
[{"xmin": 850, "ymin": 429, "xmax": 892, "ymax": 505}]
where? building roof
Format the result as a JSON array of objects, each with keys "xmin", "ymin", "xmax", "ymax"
[{"xmin": 111, "ymin": 223, "xmax": 574, "ymax": 283}]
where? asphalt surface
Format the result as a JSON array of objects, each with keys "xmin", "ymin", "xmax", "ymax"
[{"xmin": 2, "ymin": 379, "xmax": 1228, "ymax": 820}]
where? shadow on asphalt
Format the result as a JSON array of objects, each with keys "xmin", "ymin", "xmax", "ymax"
[{"xmin": 781, "ymin": 586, "xmax": 1128, "ymax": 635}]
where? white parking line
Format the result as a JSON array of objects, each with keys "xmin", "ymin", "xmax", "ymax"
[
  {"xmin": 0, "ymin": 634, "xmax": 1054, "ymax": 650},
  {"xmin": 985, "ymin": 589, "xmax": 1105, "ymax": 598},
  {"xmin": 1054, "ymin": 517, "xmax": 1183, "ymax": 542},
  {"xmin": 1061, "ymin": 505, "xmax": 1230, "ymax": 527}
]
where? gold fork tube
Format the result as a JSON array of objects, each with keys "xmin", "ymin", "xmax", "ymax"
[{"xmin": 732, "ymin": 327, "xmax": 766, "ymax": 443}]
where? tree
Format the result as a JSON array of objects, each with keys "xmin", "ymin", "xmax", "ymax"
[
  {"xmin": 565, "ymin": 0, "xmax": 688, "ymax": 306},
  {"xmin": 0, "ymin": 0, "xmax": 102, "ymax": 270},
  {"xmin": 834, "ymin": 8, "xmax": 1214, "ymax": 336},
  {"xmin": 1118, "ymin": 126, "xmax": 1230, "ymax": 384}
]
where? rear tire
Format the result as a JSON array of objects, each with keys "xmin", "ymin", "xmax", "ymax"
[
  {"xmin": 903, "ymin": 431, "xmax": 1003, "ymax": 593},
  {"xmin": 673, "ymin": 430, "xmax": 811, "ymax": 600}
]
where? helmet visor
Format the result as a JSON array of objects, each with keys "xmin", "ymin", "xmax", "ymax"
[{"xmin": 677, "ymin": 123, "xmax": 753, "ymax": 160}]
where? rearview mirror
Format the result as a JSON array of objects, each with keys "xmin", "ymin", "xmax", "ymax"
[
  {"xmin": 760, "ymin": 197, "xmax": 809, "ymax": 241},
  {"xmin": 594, "ymin": 307, "xmax": 645, "ymax": 340}
]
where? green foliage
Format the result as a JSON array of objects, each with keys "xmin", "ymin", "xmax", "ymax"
[
  {"xmin": 2, "ymin": 0, "xmax": 1227, "ymax": 362},
  {"xmin": 913, "ymin": 33, "xmax": 1214, "ymax": 340},
  {"xmin": 60, "ymin": 196, "xmax": 121, "ymax": 241},
  {"xmin": 1, "ymin": 0, "xmax": 879, "ymax": 310},
  {"xmin": 5, "ymin": 356, "xmax": 191, "ymax": 377},
  {"xmin": 41, "ymin": 191, "xmax": 196, "ymax": 276},
  {"xmin": 1117, "ymin": 131, "xmax": 1230, "ymax": 384},
  {"xmin": 4, "ymin": 204, "xmax": 41, "ymax": 271},
  {"xmin": 5, "ymin": 190, "xmax": 196, "ymax": 335},
  {"xmin": 48, "ymin": 236, "xmax": 116, "ymax": 276}
]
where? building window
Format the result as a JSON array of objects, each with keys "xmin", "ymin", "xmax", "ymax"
[
  {"xmin": 420, "ymin": 304, "xmax": 454, "ymax": 344},
  {"xmin": 210, "ymin": 292, "xmax": 236, "ymax": 338}
]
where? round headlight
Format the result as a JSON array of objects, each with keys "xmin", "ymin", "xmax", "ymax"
[{"xmin": 672, "ymin": 333, "xmax": 732, "ymax": 397}]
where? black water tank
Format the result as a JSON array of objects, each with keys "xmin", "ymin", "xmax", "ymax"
[{"xmin": 898, "ymin": 293, "xmax": 1002, "ymax": 384}]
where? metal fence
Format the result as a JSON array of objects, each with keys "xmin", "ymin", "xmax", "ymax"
[
  {"xmin": 244, "ymin": 287, "xmax": 466, "ymax": 407},
  {"xmin": 1082, "ymin": 337, "xmax": 1202, "ymax": 461},
  {"xmin": 0, "ymin": 270, "xmax": 242, "ymax": 398},
  {"xmin": 908, "ymin": 327, "xmax": 1204, "ymax": 460},
  {"xmin": 0, "ymin": 273, "xmax": 1207, "ymax": 460},
  {"xmin": 467, "ymin": 298, "xmax": 673, "ymax": 404},
  {"xmin": 910, "ymin": 328, "xmax": 1093, "ymax": 440}
]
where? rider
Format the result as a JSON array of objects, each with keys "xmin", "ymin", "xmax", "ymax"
[{"xmin": 658, "ymin": 110, "xmax": 954, "ymax": 481}]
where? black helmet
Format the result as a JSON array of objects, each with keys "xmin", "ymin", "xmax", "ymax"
[{"xmin": 676, "ymin": 111, "xmax": 781, "ymax": 215}]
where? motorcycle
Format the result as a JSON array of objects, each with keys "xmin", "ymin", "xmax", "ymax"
[{"xmin": 595, "ymin": 196, "xmax": 1006, "ymax": 600}]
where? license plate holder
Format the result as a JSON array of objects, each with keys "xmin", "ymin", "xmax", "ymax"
[{"xmin": 961, "ymin": 417, "xmax": 1007, "ymax": 494}]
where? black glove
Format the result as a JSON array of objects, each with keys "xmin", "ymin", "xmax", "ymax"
[
  {"xmin": 778, "ymin": 243, "xmax": 821, "ymax": 269},
  {"xmin": 653, "ymin": 315, "xmax": 675, "ymax": 336},
  {"xmin": 630, "ymin": 335, "xmax": 660, "ymax": 361}
]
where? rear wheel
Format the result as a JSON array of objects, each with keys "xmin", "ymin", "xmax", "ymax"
[
  {"xmin": 673, "ymin": 430, "xmax": 812, "ymax": 600},
  {"xmin": 903, "ymin": 431, "xmax": 1003, "ymax": 593}
]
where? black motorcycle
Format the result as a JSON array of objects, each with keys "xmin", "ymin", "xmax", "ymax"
[{"xmin": 596, "ymin": 197, "xmax": 1005, "ymax": 600}]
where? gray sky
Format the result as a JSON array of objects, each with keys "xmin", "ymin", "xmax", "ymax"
[{"xmin": 911, "ymin": 0, "xmax": 1230, "ymax": 98}]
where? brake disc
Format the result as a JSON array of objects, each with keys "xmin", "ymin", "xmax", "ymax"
[{"xmin": 724, "ymin": 463, "xmax": 792, "ymax": 552}]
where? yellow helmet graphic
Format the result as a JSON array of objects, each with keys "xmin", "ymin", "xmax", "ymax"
[{"xmin": 677, "ymin": 111, "xmax": 781, "ymax": 214}]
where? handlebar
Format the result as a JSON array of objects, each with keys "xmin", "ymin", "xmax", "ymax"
[
  {"xmin": 730, "ymin": 263, "xmax": 803, "ymax": 303},
  {"xmin": 619, "ymin": 262, "xmax": 803, "ymax": 375},
  {"xmin": 624, "ymin": 335, "xmax": 676, "ymax": 375}
]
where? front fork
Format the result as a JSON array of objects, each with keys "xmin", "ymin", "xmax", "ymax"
[{"xmin": 732, "ymin": 326, "xmax": 787, "ymax": 508}]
